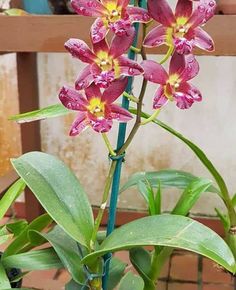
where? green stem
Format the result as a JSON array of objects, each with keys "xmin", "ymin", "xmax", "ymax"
[
  {"xmin": 130, "ymin": 45, "xmax": 141, "ymax": 53},
  {"xmin": 141, "ymin": 110, "xmax": 160, "ymax": 125},
  {"xmin": 159, "ymin": 45, "xmax": 174, "ymax": 65},
  {"xmin": 123, "ymin": 91, "xmax": 139, "ymax": 103},
  {"xmin": 90, "ymin": 161, "xmax": 117, "ymax": 249},
  {"xmin": 102, "ymin": 133, "xmax": 116, "ymax": 157}
]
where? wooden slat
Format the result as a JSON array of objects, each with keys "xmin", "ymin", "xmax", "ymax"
[
  {"xmin": 0, "ymin": 15, "xmax": 235, "ymax": 55},
  {"xmin": 0, "ymin": 171, "xmax": 18, "ymax": 196},
  {"xmin": 16, "ymin": 53, "xmax": 44, "ymax": 221}
]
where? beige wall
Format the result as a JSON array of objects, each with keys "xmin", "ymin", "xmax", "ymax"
[{"xmin": 37, "ymin": 53, "xmax": 236, "ymax": 215}]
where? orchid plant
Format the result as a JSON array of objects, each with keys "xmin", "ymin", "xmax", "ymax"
[{"xmin": 6, "ymin": 0, "xmax": 236, "ymax": 289}]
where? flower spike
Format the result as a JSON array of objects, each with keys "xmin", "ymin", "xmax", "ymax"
[
  {"xmin": 142, "ymin": 53, "xmax": 202, "ymax": 110},
  {"xmin": 144, "ymin": 0, "xmax": 216, "ymax": 54},
  {"xmin": 59, "ymin": 78, "xmax": 133, "ymax": 136}
]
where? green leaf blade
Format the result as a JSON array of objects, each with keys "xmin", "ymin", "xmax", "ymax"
[
  {"xmin": 82, "ymin": 215, "xmax": 236, "ymax": 274},
  {"xmin": 10, "ymin": 104, "xmax": 69, "ymax": 123},
  {"xmin": 11, "ymin": 152, "xmax": 94, "ymax": 249}
]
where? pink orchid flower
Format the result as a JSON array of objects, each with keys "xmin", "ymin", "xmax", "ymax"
[
  {"xmin": 71, "ymin": 0, "xmax": 151, "ymax": 43},
  {"xmin": 59, "ymin": 78, "xmax": 132, "ymax": 136},
  {"xmin": 144, "ymin": 0, "xmax": 216, "ymax": 54},
  {"xmin": 65, "ymin": 34, "xmax": 143, "ymax": 89},
  {"xmin": 141, "ymin": 53, "xmax": 202, "ymax": 109}
]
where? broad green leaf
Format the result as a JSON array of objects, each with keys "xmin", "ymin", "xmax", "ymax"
[
  {"xmin": 0, "ymin": 226, "xmax": 11, "ymax": 245},
  {"xmin": 3, "ymin": 214, "xmax": 52, "ymax": 257},
  {"xmin": 172, "ymin": 178, "xmax": 213, "ymax": 215},
  {"xmin": 10, "ymin": 104, "xmax": 69, "ymax": 123},
  {"xmin": 121, "ymin": 169, "xmax": 218, "ymax": 195},
  {"xmin": 82, "ymin": 215, "xmax": 236, "ymax": 274},
  {"xmin": 131, "ymin": 109, "xmax": 227, "ymax": 198},
  {"xmin": 0, "ymin": 179, "xmax": 25, "ymax": 220},
  {"xmin": 11, "ymin": 151, "xmax": 94, "ymax": 249},
  {"xmin": 129, "ymin": 248, "xmax": 154, "ymax": 290},
  {"xmin": 6, "ymin": 220, "xmax": 28, "ymax": 237},
  {"xmin": 137, "ymin": 181, "xmax": 156, "ymax": 216},
  {"xmin": 2, "ymin": 249, "xmax": 63, "ymax": 270},
  {"xmin": 107, "ymin": 257, "xmax": 126, "ymax": 290},
  {"xmin": 29, "ymin": 226, "xmax": 85, "ymax": 284},
  {"xmin": 155, "ymin": 182, "xmax": 162, "ymax": 215},
  {"xmin": 118, "ymin": 272, "xmax": 144, "ymax": 290},
  {"xmin": 0, "ymin": 262, "xmax": 11, "ymax": 289}
]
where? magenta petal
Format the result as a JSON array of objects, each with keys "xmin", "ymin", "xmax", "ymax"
[
  {"xmin": 117, "ymin": 56, "xmax": 144, "ymax": 76},
  {"xmin": 117, "ymin": 0, "xmax": 130, "ymax": 8},
  {"xmin": 65, "ymin": 39, "xmax": 96, "ymax": 64},
  {"xmin": 141, "ymin": 60, "xmax": 168, "ymax": 85},
  {"xmin": 70, "ymin": 113, "xmax": 89, "ymax": 136},
  {"xmin": 153, "ymin": 87, "xmax": 169, "ymax": 109},
  {"xmin": 127, "ymin": 7, "xmax": 151, "ymax": 23},
  {"xmin": 75, "ymin": 65, "xmax": 94, "ymax": 90},
  {"xmin": 143, "ymin": 25, "xmax": 168, "ymax": 48},
  {"xmin": 175, "ymin": 0, "xmax": 192, "ymax": 18},
  {"xmin": 71, "ymin": 0, "xmax": 107, "ymax": 17},
  {"xmin": 179, "ymin": 82, "xmax": 202, "ymax": 101},
  {"xmin": 193, "ymin": 27, "xmax": 214, "ymax": 52},
  {"xmin": 179, "ymin": 54, "xmax": 200, "ymax": 82},
  {"xmin": 169, "ymin": 52, "xmax": 185, "ymax": 76},
  {"xmin": 148, "ymin": 0, "xmax": 175, "ymax": 26},
  {"xmin": 109, "ymin": 27, "xmax": 135, "ymax": 58},
  {"xmin": 84, "ymin": 83, "xmax": 102, "ymax": 101},
  {"xmin": 92, "ymin": 38, "xmax": 109, "ymax": 55},
  {"xmin": 91, "ymin": 118, "xmax": 113, "ymax": 133},
  {"xmin": 102, "ymin": 77, "xmax": 128, "ymax": 103},
  {"xmin": 91, "ymin": 18, "xmax": 108, "ymax": 44},
  {"xmin": 188, "ymin": 0, "xmax": 216, "ymax": 28},
  {"xmin": 174, "ymin": 82, "xmax": 202, "ymax": 109},
  {"xmin": 110, "ymin": 104, "xmax": 133, "ymax": 122},
  {"xmin": 59, "ymin": 86, "xmax": 88, "ymax": 111}
]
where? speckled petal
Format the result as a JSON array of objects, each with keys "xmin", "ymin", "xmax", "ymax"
[
  {"xmin": 110, "ymin": 104, "xmax": 133, "ymax": 121},
  {"xmin": 70, "ymin": 113, "xmax": 89, "ymax": 136},
  {"xmin": 71, "ymin": 0, "xmax": 108, "ymax": 17},
  {"xmin": 175, "ymin": 0, "xmax": 192, "ymax": 18},
  {"xmin": 193, "ymin": 27, "xmax": 214, "ymax": 52},
  {"xmin": 102, "ymin": 77, "xmax": 128, "ymax": 103},
  {"xmin": 117, "ymin": 56, "xmax": 144, "ymax": 76},
  {"xmin": 75, "ymin": 65, "xmax": 94, "ymax": 90},
  {"xmin": 143, "ymin": 25, "xmax": 168, "ymax": 48},
  {"xmin": 141, "ymin": 60, "xmax": 168, "ymax": 85},
  {"xmin": 153, "ymin": 87, "xmax": 169, "ymax": 109},
  {"xmin": 148, "ymin": 0, "xmax": 175, "ymax": 26},
  {"xmin": 127, "ymin": 7, "xmax": 151, "ymax": 23},
  {"xmin": 59, "ymin": 85, "xmax": 88, "ymax": 111},
  {"xmin": 91, "ymin": 18, "xmax": 108, "ymax": 43},
  {"xmin": 65, "ymin": 39, "xmax": 96, "ymax": 64}
]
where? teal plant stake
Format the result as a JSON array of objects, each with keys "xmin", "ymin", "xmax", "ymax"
[{"xmin": 102, "ymin": 1, "xmax": 146, "ymax": 289}]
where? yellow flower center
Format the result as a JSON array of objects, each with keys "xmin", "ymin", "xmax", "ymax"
[
  {"xmin": 87, "ymin": 98, "xmax": 105, "ymax": 118},
  {"xmin": 103, "ymin": 1, "xmax": 122, "ymax": 23},
  {"xmin": 95, "ymin": 50, "xmax": 120, "ymax": 78},
  {"xmin": 164, "ymin": 74, "xmax": 180, "ymax": 100},
  {"xmin": 173, "ymin": 17, "xmax": 189, "ymax": 38}
]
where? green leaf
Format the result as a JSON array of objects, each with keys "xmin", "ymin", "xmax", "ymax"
[
  {"xmin": 131, "ymin": 109, "xmax": 227, "ymax": 198},
  {"xmin": 172, "ymin": 178, "xmax": 213, "ymax": 215},
  {"xmin": 65, "ymin": 280, "xmax": 89, "ymax": 290},
  {"xmin": 121, "ymin": 169, "xmax": 218, "ymax": 195},
  {"xmin": 129, "ymin": 248, "xmax": 154, "ymax": 289},
  {"xmin": 29, "ymin": 226, "xmax": 85, "ymax": 284},
  {"xmin": 118, "ymin": 272, "xmax": 144, "ymax": 290},
  {"xmin": 0, "ymin": 262, "xmax": 11, "ymax": 289},
  {"xmin": 215, "ymin": 208, "xmax": 230, "ymax": 232},
  {"xmin": 82, "ymin": 215, "xmax": 236, "ymax": 274},
  {"xmin": 6, "ymin": 220, "xmax": 28, "ymax": 237},
  {"xmin": 137, "ymin": 181, "xmax": 156, "ymax": 216},
  {"xmin": 0, "ymin": 179, "xmax": 25, "ymax": 220},
  {"xmin": 10, "ymin": 104, "xmax": 69, "ymax": 123},
  {"xmin": 11, "ymin": 151, "xmax": 94, "ymax": 249},
  {"xmin": 155, "ymin": 182, "xmax": 162, "ymax": 215},
  {"xmin": 232, "ymin": 194, "xmax": 236, "ymax": 208},
  {"xmin": 107, "ymin": 257, "xmax": 126, "ymax": 290},
  {"xmin": 3, "ymin": 213, "xmax": 52, "ymax": 257},
  {"xmin": 2, "ymin": 249, "xmax": 63, "ymax": 270}
]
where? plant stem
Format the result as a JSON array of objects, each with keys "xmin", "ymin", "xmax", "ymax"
[
  {"xmin": 130, "ymin": 45, "xmax": 141, "ymax": 53},
  {"xmin": 90, "ymin": 161, "xmax": 117, "ymax": 249},
  {"xmin": 159, "ymin": 45, "xmax": 174, "ymax": 65},
  {"xmin": 141, "ymin": 109, "xmax": 160, "ymax": 125},
  {"xmin": 102, "ymin": 133, "xmax": 116, "ymax": 157},
  {"xmin": 123, "ymin": 91, "xmax": 139, "ymax": 103}
]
